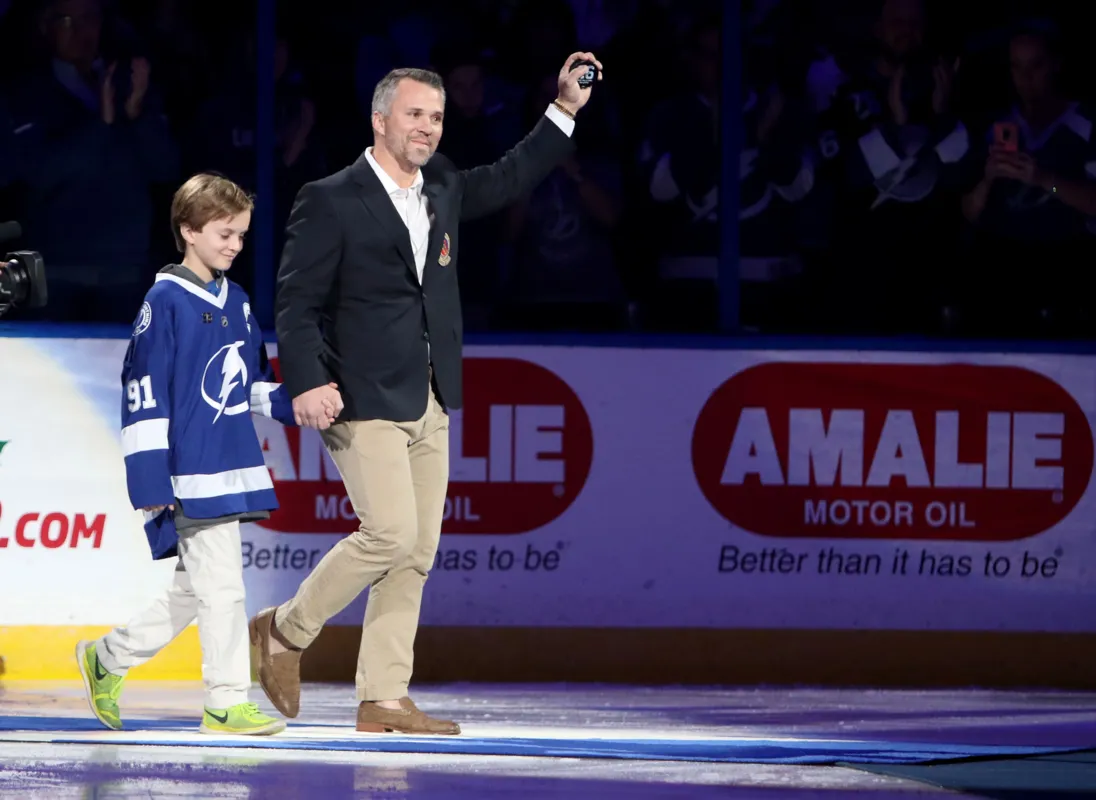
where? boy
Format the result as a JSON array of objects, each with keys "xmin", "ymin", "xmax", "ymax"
[{"xmin": 75, "ymin": 173, "xmax": 339, "ymax": 735}]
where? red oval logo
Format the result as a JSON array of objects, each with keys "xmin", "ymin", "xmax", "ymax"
[
  {"xmin": 256, "ymin": 357, "xmax": 594, "ymax": 535},
  {"xmin": 692, "ymin": 362, "xmax": 1094, "ymax": 541}
]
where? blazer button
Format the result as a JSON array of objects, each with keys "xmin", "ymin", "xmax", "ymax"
[{"xmin": 423, "ymin": 331, "xmax": 430, "ymax": 341}]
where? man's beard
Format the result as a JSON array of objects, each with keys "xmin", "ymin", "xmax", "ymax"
[{"xmin": 403, "ymin": 138, "xmax": 435, "ymax": 167}]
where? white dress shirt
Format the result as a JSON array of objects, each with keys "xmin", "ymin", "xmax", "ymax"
[{"xmin": 363, "ymin": 104, "xmax": 576, "ymax": 285}]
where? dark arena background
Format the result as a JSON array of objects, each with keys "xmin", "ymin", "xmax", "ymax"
[{"xmin": 2, "ymin": 0, "xmax": 1096, "ymax": 796}]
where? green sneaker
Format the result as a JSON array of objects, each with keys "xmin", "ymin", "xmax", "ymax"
[
  {"xmin": 199, "ymin": 702, "xmax": 286, "ymax": 735},
  {"xmin": 75, "ymin": 640, "xmax": 126, "ymax": 730}
]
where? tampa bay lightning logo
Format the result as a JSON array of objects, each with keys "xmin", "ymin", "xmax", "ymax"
[
  {"xmin": 200, "ymin": 341, "xmax": 249, "ymax": 423},
  {"xmin": 869, "ymin": 127, "xmax": 940, "ymax": 208}
]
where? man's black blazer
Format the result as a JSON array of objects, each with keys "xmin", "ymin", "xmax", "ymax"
[{"xmin": 274, "ymin": 115, "xmax": 575, "ymax": 422}]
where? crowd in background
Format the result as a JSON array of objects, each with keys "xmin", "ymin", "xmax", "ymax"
[{"xmin": 0, "ymin": 0, "xmax": 1093, "ymax": 339}]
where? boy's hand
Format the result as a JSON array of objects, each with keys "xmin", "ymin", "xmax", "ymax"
[
  {"xmin": 142, "ymin": 504, "xmax": 174, "ymax": 513},
  {"xmin": 293, "ymin": 383, "xmax": 343, "ymax": 429}
]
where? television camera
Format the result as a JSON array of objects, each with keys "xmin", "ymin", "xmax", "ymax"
[{"xmin": 0, "ymin": 222, "xmax": 47, "ymax": 318}]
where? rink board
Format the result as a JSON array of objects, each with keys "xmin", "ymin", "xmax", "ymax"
[
  {"xmin": 0, "ymin": 626, "xmax": 201, "ymax": 681},
  {"xmin": 6, "ymin": 332, "xmax": 1096, "ymax": 687}
]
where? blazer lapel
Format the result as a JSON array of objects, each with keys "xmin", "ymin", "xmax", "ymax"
[
  {"xmin": 422, "ymin": 180, "xmax": 447, "ymax": 285},
  {"xmin": 350, "ymin": 155, "xmax": 417, "ymax": 280}
]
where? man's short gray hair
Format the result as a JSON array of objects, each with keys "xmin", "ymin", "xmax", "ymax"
[{"xmin": 371, "ymin": 68, "xmax": 446, "ymax": 117}]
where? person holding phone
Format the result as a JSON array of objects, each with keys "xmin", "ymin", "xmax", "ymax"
[
  {"xmin": 959, "ymin": 23, "xmax": 1096, "ymax": 336},
  {"xmin": 961, "ymin": 26, "xmax": 1096, "ymax": 225}
]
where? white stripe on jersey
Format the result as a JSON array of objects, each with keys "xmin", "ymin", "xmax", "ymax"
[
  {"xmin": 172, "ymin": 466, "xmax": 274, "ymax": 499},
  {"xmin": 121, "ymin": 418, "xmax": 170, "ymax": 455}
]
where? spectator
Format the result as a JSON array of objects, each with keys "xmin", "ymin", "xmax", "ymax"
[
  {"xmin": 6, "ymin": 0, "xmax": 178, "ymax": 322},
  {"xmin": 809, "ymin": 0, "xmax": 968, "ymax": 333},
  {"xmin": 600, "ymin": 0, "xmax": 691, "ymax": 150},
  {"xmin": 6, "ymin": 0, "xmax": 1091, "ymax": 342},
  {"xmin": 128, "ymin": 0, "xmax": 217, "ymax": 128},
  {"xmin": 596, "ymin": 0, "xmax": 693, "ymax": 324},
  {"xmin": 738, "ymin": 62, "xmax": 817, "ymax": 332},
  {"xmin": 431, "ymin": 41, "xmax": 517, "ymax": 330},
  {"xmin": 636, "ymin": 13, "xmax": 721, "ymax": 331},
  {"xmin": 186, "ymin": 30, "xmax": 324, "ymax": 189},
  {"xmin": 184, "ymin": 29, "xmax": 326, "ymax": 289},
  {"xmin": 496, "ymin": 73, "xmax": 627, "ymax": 332},
  {"xmin": 500, "ymin": 0, "xmax": 579, "ymax": 85},
  {"xmin": 353, "ymin": 10, "xmax": 456, "ymax": 126},
  {"xmin": 959, "ymin": 23, "xmax": 1096, "ymax": 337},
  {"xmin": 566, "ymin": 0, "xmax": 639, "ymax": 51},
  {"xmin": 431, "ymin": 44, "xmax": 519, "ymax": 166}
]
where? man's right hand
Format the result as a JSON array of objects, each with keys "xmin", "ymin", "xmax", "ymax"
[{"xmin": 293, "ymin": 383, "xmax": 344, "ymax": 430}]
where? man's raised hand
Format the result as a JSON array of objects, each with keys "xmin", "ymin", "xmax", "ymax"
[{"xmin": 556, "ymin": 52, "xmax": 603, "ymax": 116}]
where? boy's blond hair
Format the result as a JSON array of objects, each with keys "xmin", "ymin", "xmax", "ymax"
[{"xmin": 170, "ymin": 173, "xmax": 254, "ymax": 253}]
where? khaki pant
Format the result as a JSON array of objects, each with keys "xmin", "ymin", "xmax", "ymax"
[{"xmin": 274, "ymin": 384, "xmax": 449, "ymax": 701}]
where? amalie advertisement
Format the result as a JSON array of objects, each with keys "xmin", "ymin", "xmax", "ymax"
[{"xmin": 1, "ymin": 337, "xmax": 1093, "ymax": 632}]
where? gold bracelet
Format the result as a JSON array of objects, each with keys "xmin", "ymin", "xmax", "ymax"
[{"xmin": 551, "ymin": 99, "xmax": 575, "ymax": 120}]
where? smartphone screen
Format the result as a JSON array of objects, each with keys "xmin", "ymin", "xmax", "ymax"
[{"xmin": 993, "ymin": 121, "xmax": 1019, "ymax": 152}]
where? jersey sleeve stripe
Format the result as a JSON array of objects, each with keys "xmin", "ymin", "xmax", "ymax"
[
  {"xmin": 172, "ymin": 466, "xmax": 274, "ymax": 500},
  {"xmin": 250, "ymin": 382, "xmax": 276, "ymax": 418},
  {"xmin": 934, "ymin": 123, "xmax": 969, "ymax": 164},
  {"xmin": 857, "ymin": 128, "xmax": 902, "ymax": 179},
  {"xmin": 121, "ymin": 418, "xmax": 170, "ymax": 456}
]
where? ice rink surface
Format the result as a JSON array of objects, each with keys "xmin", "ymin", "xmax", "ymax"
[{"xmin": 3, "ymin": 682, "xmax": 1096, "ymax": 798}]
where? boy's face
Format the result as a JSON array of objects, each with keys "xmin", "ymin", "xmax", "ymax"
[{"xmin": 183, "ymin": 211, "xmax": 250, "ymax": 273}]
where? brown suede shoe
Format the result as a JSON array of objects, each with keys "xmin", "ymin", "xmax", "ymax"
[
  {"xmin": 356, "ymin": 697, "xmax": 461, "ymax": 735},
  {"xmin": 248, "ymin": 607, "xmax": 302, "ymax": 718}
]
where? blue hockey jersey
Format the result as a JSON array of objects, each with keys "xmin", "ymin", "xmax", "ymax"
[{"xmin": 120, "ymin": 269, "xmax": 295, "ymax": 559}]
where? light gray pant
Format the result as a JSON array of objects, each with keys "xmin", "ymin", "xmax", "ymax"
[{"xmin": 98, "ymin": 521, "xmax": 250, "ymax": 709}]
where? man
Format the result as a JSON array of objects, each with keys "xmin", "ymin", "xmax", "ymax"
[
  {"xmin": 8, "ymin": 0, "xmax": 178, "ymax": 322},
  {"xmin": 959, "ymin": 23, "xmax": 1096, "ymax": 337},
  {"xmin": 807, "ymin": 0, "xmax": 967, "ymax": 334},
  {"xmin": 250, "ymin": 52, "xmax": 602, "ymax": 734},
  {"xmin": 637, "ymin": 13, "xmax": 722, "ymax": 331}
]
